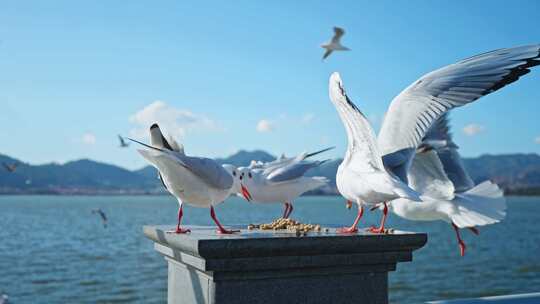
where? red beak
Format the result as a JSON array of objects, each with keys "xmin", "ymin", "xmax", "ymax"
[{"xmin": 241, "ymin": 184, "xmax": 253, "ymax": 202}]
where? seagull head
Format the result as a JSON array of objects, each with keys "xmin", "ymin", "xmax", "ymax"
[
  {"xmin": 329, "ymin": 72, "xmax": 346, "ymax": 104},
  {"xmin": 222, "ymin": 164, "xmax": 253, "ymax": 202}
]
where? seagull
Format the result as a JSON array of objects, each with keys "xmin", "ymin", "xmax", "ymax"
[
  {"xmin": 233, "ymin": 148, "xmax": 333, "ymax": 219},
  {"xmin": 321, "ymin": 27, "xmax": 350, "ymax": 60},
  {"xmin": 0, "ymin": 293, "xmax": 8, "ymax": 304},
  {"xmin": 328, "ymin": 72, "xmax": 422, "ymax": 233},
  {"xmin": 337, "ymin": 44, "xmax": 540, "ymax": 233},
  {"xmin": 118, "ymin": 135, "xmax": 130, "ymax": 148},
  {"xmin": 364, "ymin": 44, "xmax": 540, "ymax": 238},
  {"xmin": 91, "ymin": 208, "xmax": 108, "ymax": 228},
  {"xmin": 2, "ymin": 162, "xmax": 17, "ymax": 173},
  {"xmin": 128, "ymin": 124, "xmax": 250, "ymax": 234},
  {"xmin": 386, "ymin": 114, "xmax": 506, "ymax": 256}
]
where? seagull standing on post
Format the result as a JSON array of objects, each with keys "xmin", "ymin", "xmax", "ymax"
[
  {"xmin": 321, "ymin": 27, "xmax": 350, "ymax": 60},
  {"xmin": 328, "ymin": 72, "xmax": 422, "ymax": 233},
  {"xmin": 233, "ymin": 148, "xmax": 332, "ymax": 219},
  {"xmin": 129, "ymin": 124, "xmax": 251, "ymax": 234}
]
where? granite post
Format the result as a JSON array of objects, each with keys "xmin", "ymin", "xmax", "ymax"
[{"xmin": 144, "ymin": 226, "xmax": 427, "ymax": 304}]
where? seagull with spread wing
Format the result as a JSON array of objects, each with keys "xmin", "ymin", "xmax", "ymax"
[
  {"xmin": 118, "ymin": 135, "xmax": 129, "ymax": 148},
  {"xmin": 387, "ymin": 114, "xmax": 506, "ymax": 256},
  {"xmin": 329, "ymin": 72, "xmax": 422, "ymax": 233},
  {"xmin": 128, "ymin": 124, "xmax": 251, "ymax": 234},
  {"xmin": 368, "ymin": 44, "xmax": 540, "ymax": 238},
  {"xmin": 91, "ymin": 208, "xmax": 108, "ymax": 228},
  {"xmin": 321, "ymin": 27, "xmax": 350, "ymax": 60},
  {"xmin": 2, "ymin": 162, "xmax": 17, "ymax": 173},
  {"xmin": 233, "ymin": 148, "xmax": 333, "ymax": 219}
]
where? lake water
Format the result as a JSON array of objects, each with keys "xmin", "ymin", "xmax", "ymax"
[{"xmin": 0, "ymin": 195, "xmax": 539, "ymax": 303}]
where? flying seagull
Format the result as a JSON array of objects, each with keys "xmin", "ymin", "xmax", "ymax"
[
  {"xmin": 128, "ymin": 124, "xmax": 251, "ymax": 234},
  {"xmin": 118, "ymin": 135, "xmax": 129, "ymax": 148},
  {"xmin": 232, "ymin": 147, "xmax": 333, "ymax": 219},
  {"xmin": 321, "ymin": 27, "xmax": 350, "ymax": 60},
  {"xmin": 2, "ymin": 162, "xmax": 17, "ymax": 173},
  {"xmin": 329, "ymin": 72, "xmax": 422, "ymax": 234},
  {"xmin": 91, "ymin": 208, "xmax": 108, "ymax": 228}
]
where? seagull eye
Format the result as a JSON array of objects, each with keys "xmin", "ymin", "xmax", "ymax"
[
  {"xmin": 232, "ymin": 171, "xmax": 236, "ymax": 177},
  {"xmin": 248, "ymin": 172, "xmax": 252, "ymax": 178}
]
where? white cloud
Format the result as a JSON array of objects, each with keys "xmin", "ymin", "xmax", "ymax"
[
  {"xmin": 463, "ymin": 124, "xmax": 485, "ymax": 136},
  {"xmin": 129, "ymin": 101, "xmax": 217, "ymax": 139},
  {"xmin": 302, "ymin": 113, "xmax": 315, "ymax": 124},
  {"xmin": 256, "ymin": 119, "xmax": 274, "ymax": 133},
  {"xmin": 535, "ymin": 136, "xmax": 540, "ymax": 144},
  {"xmin": 81, "ymin": 133, "xmax": 96, "ymax": 145}
]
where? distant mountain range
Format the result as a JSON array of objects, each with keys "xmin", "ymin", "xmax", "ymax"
[{"xmin": 1, "ymin": 151, "xmax": 540, "ymax": 195}]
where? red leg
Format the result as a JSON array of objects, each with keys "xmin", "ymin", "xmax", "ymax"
[
  {"xmin": 452, "ymin": 223, "xmax": 466, "ymax": 257},
  {"xmin": 368, "ymin": 202, "xmax": 388, "ymax": 233},
  {"xmin": 210, "ymin": 206, "xmax": 238, "ymax": 234},
  {"xmin": 286, "ymin": 203, "xmax": 294, "ymax": 218},
  {"xmin": 337, "ymin": 205, "xmax": 363, "ymax": 233},
  {"xmin": 282, "ymin": 203, "xmax": 290, "ymax": 219},
  {"xmin": 468, "ymin": 227, "xmax": 479, "ymax": 235},
  {"xmin": 167, "ymin": 205, "xmax": 190, "ymax": 234}
]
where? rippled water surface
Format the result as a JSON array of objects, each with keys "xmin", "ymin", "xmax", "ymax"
[{"xmin": 0, "ymin": 195, "xmax": 539, "ymax": 303}]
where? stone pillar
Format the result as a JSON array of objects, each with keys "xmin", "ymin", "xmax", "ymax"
[{"xmin": 144, "ymin": 226, "xmax": 427, "ymax": 304}]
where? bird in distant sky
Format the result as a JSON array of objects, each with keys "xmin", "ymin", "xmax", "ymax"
[
  {"xmin": 2, "ymin": 162, "xmax": 18, "ymax": 173},
  {"xmin": 118, "ymin": 135, "xmax": 130, "ymax": 148},
  {"xmin": 321, "ymin": 27, "xmax": 350, "ymax": 60},
  {"xmin": 92, "ymin": 208, "xmax": 108, "ymax": 228}
]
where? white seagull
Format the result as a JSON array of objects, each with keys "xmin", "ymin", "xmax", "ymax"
[
  {"xmin": 321, "ymin": 27, "xmax": 350, "ymax": 60},
  {"xmin": 387, "ymin": 114, "xmax": 506, "ymax": 256},
  {"xmin": 367, "ymin": 44, "xmax": 540, "ymax": 241},
  {"xmin": 329, "ymin": 72, "xmax": 422, "ymax": 233},
  {"xmin": 331, "ymin": 45, "xmax": 539, "ymax": 242},
  {"xmin": 129, "ymin": 124, "xmax": 251, "ymax": 234},
  {"xmin": 233, "ymin": 148, "xmax": 333, "ymax": 219}
]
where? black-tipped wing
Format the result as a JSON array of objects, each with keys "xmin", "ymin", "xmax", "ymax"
[
  {"xmin": 379, "ymin": 45, "xmax": 540, "ymax": 181},
  {"xmin": 329, "ymin": 72, "xmax": 385, "ymax": 172},
  {"xmin": 331, "ymin": 27, "xmax": 345, "ymax": 43}
]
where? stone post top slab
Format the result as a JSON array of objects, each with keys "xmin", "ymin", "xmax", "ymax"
[{"xmin": 143, "ymin": 225, "xmax": 427, "ymax": 259}]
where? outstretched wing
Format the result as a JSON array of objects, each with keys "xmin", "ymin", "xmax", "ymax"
[
  {"xmin": 331, "ymin": 27, "xmax": 345, "ymax": 44},
  {"xmin": 379, "ymin": 45, "xmax": 540, "ymax": 181},
  {"xmin": 322, "ymin": 49, "xmax": 333, "ymax": 60},
  {"xmin": 329, "ymin": 72, "xmax": 385, "ymax": 173}
]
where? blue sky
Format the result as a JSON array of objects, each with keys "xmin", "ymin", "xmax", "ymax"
[{"xmin": 1, "ymin": 1, "xmax": 539, "ymax": 170}]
